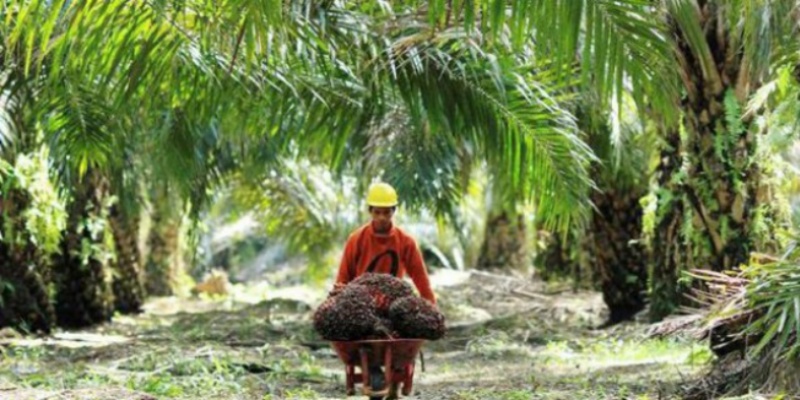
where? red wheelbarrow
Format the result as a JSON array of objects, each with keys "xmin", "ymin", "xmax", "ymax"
[{"xmin": 330, "ymin": 339, "xmax": 424, "ymax": 399}]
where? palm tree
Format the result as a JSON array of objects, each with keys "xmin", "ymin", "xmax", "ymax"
[
  {"xmin": 650, "ymin": 66, "xmax": 800, "ymax": 393},
  {"xmin": 108, "ymin": 199, "xmax": 145, "ymax": 313},
  {"xmin": 0, "ymin": 60, "xmax": 65, "ymax": 333},
  {"xmin": 0, "ymin": 163, "xmax": 61, "ymax": 333},
  {"xmin": 644, "ymin": 1, "xmax": 796, "ymax": 319},
  {"xmin": 418, "ymin": 0, "xmax": 798, "ymax": 320},
  {"xmin": 580, "ymin": 97, "xmax": 655, "ymax": 325},
  {"xmin": 143, "ymin": 185, "xmax": 186, "ymax": 297},
  {"xmin": 51, "ymin": 168, "xmax": 115, "ymax": 327},
  {"xmin": 0, "ymin": 0, "xmax": 279, "ymax": 327},
  {"xmin": 1, "ymin": 0, "xmax": 599, "ymax": 330},
  {"xmin": 106, "ymin": 152, "xmax": 147, "ymax": 312},
  {"xmin": 204, "ymin": 3, "xmax": 599, "ymax": 277},
  {"xmin": 534, "ymin": 227, "xmax": 583, "ymax": 284}
]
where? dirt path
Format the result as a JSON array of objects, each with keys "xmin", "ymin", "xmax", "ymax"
[{"xmin": 0, "ymin": 270, "xmax": 711, "ymax": 399}]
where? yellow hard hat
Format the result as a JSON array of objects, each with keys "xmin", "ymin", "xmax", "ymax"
[{"xmin": 366, "ymin": 182, "xmax": 398, "ymax": 207}]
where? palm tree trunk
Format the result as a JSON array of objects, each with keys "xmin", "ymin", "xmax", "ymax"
[
  {"xmin": 534, "ymin": 229, "xmax": 582, "ymax": 283},
  {"xmin": 650, "ymin": 5, "xmax": 781, "ymax": 320},
  {"xmin": 109, "ymin": 204, "xmax": 145, "ymax": 313},
  {"xmin": 649, "ymin": 128, "xmax": 690, "ymax": 320},
  {"xmin": 52, "ymin": 171, "xmax": 114, "ymax": 328},
  {"xmin": 589, "ymin": 188, "xmax": 648, "ymax": 324},
  {"xmin": 144, "ymin": 201, "xmax": 181, "ymax": 296},
  {"xmin": 0, "ymin": 189, "xmax": 55, "ymax": 333},
  {"xmin": 476, "ymin": 211, "xmax": 530, "ymax": 271},
  {"xmin": 679, "ymin": 97, "xmax": 777, "ymax": 268}
]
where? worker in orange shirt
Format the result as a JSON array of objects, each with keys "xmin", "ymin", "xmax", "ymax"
[{"xmin": 336, "ymin": 182, "xmax": 436, "ymax": 305}]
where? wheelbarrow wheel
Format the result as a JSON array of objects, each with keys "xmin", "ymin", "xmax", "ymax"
[
  {"xmin": 368, "ymin": 381, "xmax": 399, "ymax": 400},
  {"xmin": 369, "ymin": 367, "xmax": 385, "ymax": 400}
]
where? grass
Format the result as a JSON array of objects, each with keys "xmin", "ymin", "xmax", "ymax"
[
  {"xmin": 423, "ymin": 329, "xmax": 711, "ymax": 400},
  {"xmin": 536, "ymin": 336, "xmax": 714, "ymax": 368},
  {"xmin": 0, "ymin": 318, "xmax": 332, "ymax": 399},
  {"xmin": 0, "ymin": 279, "xmax": 721, "ymax": 400}
]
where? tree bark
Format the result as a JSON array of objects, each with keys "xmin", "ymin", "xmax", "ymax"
[
  {"xmin": 534, "ymin": 229, "xmax": 573, "ymax": 280},
  {"xmin": 109, "ymin": 204, "xmax": 145, "ymax": 313},
  {"xmin": 589, "ymin": 187, "xmax": 648, "ymax": 324},
  {"xmin": 144, "ymin": 200, "xmax": 181, "ymax": 296},
  {"xmin": 534, "ymin": 229, "xmax": 584, "ymax": 284},
  {"xmin": 52, "ymin": 171, "xmax": 115, "ymax": 328},
  {"xmin": 476, "ymin": 211, "xmax": 530, "ymax": 271},
  {"xmin": 649, "ymin": 128, "xmax": 690, "ymax": 321},
  {"xmin": 0, "ymin": 189, "xmax": 55, "ymax": 333}
]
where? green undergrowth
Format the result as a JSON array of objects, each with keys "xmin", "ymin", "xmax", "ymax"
[
  {"xmin": 0, "ymin": 283, "xmax": 725, "ymax": 400},
  {"xmin": 0, "ymin": 340, "xmax": 331, "ymax": 398}
]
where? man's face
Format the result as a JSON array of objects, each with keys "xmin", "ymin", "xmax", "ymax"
[{"xmin": 369, "ymin": 207, "xmax": 395, "ymax": 231}]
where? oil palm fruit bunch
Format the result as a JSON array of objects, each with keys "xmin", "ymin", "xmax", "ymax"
[
  {"xmin": 313, "ymin": 274, "xmax": 445, "ymax": 341},
  {"xmin": 313, "ymin": 285, "xmax": 383, "ymax": 340},
  {"xmin": 351, "ymin": 273, "xmax": 414, "ymax": 314},
  {"xmin": 363, "ymin": 317, "xmax": 397, "ymax": 340},
  {"xmin": 389, "ymin": 296, "xmax": 446, "ymax": 340}
]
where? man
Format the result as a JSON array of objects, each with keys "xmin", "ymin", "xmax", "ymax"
[
  {"xmin": 335, "ymin": 182, "xmax": 437, "ymax": 393},
  {"xmin": 336, "ymin": 182, "xmax": 436, "ymax": 305}
]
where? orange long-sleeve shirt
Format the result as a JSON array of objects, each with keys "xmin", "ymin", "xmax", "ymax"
[{"xmin": 336, "ymin": 223, "xmax": 436, "ymax": 305}]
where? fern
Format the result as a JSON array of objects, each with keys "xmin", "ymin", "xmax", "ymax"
[
  {"xmin": 713, "ymin": 120, "xmax": 727, "ymax": 162},
  {"xmin": 719, "ymin": 215, "xmax": 730, "ymax": 242},
  {"xmin": 724, "ymin": 89, "xmax": 745, "ymax": 136},
  {"xmin": 640, "ymin": 191, "xmax": 658, "ymax": 243},
  {"xmin": 724, "ymin": 89, "xmax": 745, "ymax": 150},
  {"xmin": 655, "ymin": 187, "xmax": 675, "ymax": 224}
]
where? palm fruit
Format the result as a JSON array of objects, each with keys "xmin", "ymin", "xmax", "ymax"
[
  {"xmin": 351, "ymin": 273, "xmax": 414, "ymax": 314},
  {"xmin": 313, "ymin": 285, "xmax": 380, "ymax": 340},
  {"xmin": 388, "ymin": 296, "xmax": 446, "ymax": 340}
]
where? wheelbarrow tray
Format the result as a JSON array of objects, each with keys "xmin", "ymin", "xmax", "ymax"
[{"xmin": 330, "ymin": 339, "xmax": 425, "ymax": 398}]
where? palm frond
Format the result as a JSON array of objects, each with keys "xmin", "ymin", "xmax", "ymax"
[
  {"xmin": 385, "ymin": 32, "xmax": 597, "ymax": 230},
  {"xmin": 230, "ymin": 158, "xmax": 360, "ymax": 260},
  {"xmin": 678, "ymin": 245, "xmax": 800, "ymax": 364},
  {"xmin": 739, "ymin": 253, "xmax": 800, "ymax": 360},
  {"xmin": 0, "ymin": 70, "xmax": 37, "ymax": 156},
  {"xmin": 254, "ymin": 9, "xmax": 600, "ymax": 231},
  {"xmin": 580, "ymin": 90, "xmax": 654, "ymax": 190},
  {"xmin": 44, "ymin": 83, "xmax": 120, "ymax": 180},
  {"xmin": 739, "ymin": 0, "xmax": 799, "ymax": 83},
  {"xmin": 360, "ymin": 105, "xmax": 469, "ymax": 220},
  {"xmin": 666, "ymin": 0, "xmax": 724, "ymax": 94},
  {"xmin": 466, "ymin": 0, "xmax": 681, "ymax": 125},
  {"xmin": 3, "ymin": 0, "xmax": 605, "ymax": 234}
]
